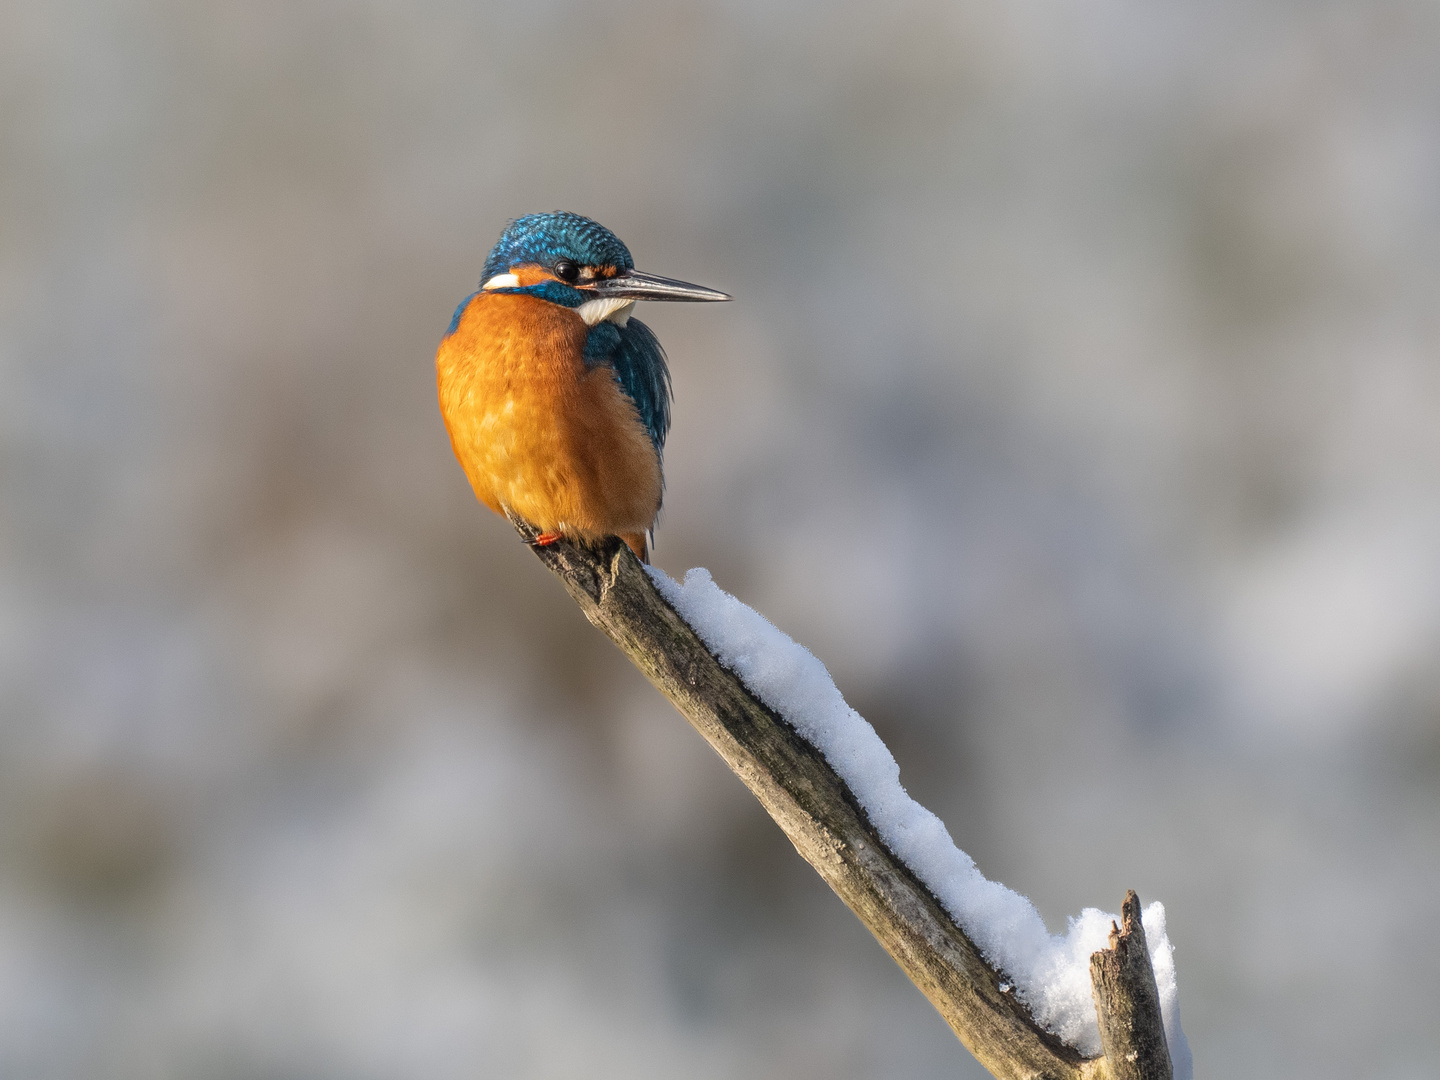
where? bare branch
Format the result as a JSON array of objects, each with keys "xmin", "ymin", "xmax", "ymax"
[
  {"xmin": 1089, "ymin": 891, "xmax": 1173, "ymax": 1080},
  {"xmin": 512, "ymin": 517, "xmax": 1148, "ymax": 1080}
]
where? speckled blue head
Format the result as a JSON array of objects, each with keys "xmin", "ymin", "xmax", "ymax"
[{"xmin": 482, "ymin": 212, "xmax": 634, "ymax": 281}]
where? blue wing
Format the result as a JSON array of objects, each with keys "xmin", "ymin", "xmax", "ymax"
[
  {"xmin": 580, "ymin": 316, "xmax": 671, "ymax": 454},
  {"xmin": 606, "ymin": 318, "xmax": 672, "ymax": 455}
]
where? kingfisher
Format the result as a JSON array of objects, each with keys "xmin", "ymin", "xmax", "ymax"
[{"xmin": 437, "ymin": 212, "xmax": 730, "ymax": 561}]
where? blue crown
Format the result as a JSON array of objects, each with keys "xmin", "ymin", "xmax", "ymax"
[{"xmin": 482, "ymin": 212, "xmax": 635, "ymax": 281}]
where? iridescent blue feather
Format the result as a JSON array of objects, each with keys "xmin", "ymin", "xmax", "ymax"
[
  {"xmin": 592, "ymin": 318, "xmax": 671, "ymax": 455},
  {"xmin": 613, "ymin": 318, "xmax": 671, "ymax": 454}
]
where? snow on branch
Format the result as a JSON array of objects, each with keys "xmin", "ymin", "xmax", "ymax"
[{"xmin": 511, "ymin": 517, "xmax": 1191, "ymax": 1080}]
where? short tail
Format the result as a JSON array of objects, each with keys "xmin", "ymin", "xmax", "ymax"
[{"xmin": 620, "ymin": 531, "xmax": 649, "ymax": 563}]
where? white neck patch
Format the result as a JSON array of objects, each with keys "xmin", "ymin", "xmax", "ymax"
[
  {"xmin": 481, "ymin": 276, "xmax": 635, "ymax": 328},
  {"xmin": 574, "ymin": 297, "xmax": 636, "ymax": 327}
]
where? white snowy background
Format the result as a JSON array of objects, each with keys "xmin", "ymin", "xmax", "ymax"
[{"xmin": 3, "ymin": 1, "xmax": 1439, "ymax": 1078}]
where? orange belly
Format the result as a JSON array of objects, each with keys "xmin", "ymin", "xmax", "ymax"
[{"xmin": 436, "ymin": 292, "xmax": 661, "ymax": 552}]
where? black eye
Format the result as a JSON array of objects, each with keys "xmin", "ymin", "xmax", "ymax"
[{"xmin": 554, "ymin": 259, "xmax": 580, "ymax": 283}]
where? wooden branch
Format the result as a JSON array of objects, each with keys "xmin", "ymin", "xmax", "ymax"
[
  {"xmin": 1089, "ymin": 891, "xmax": 1173, "ymax": 1080},
  {"xmin": 512, "ymin": 518, "xmax": 1136, "ymax": 1080}
]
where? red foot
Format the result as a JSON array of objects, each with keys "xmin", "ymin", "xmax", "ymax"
[{"xmin": 532, "ymin": 531, "xmax": 563, "ymax": 547}]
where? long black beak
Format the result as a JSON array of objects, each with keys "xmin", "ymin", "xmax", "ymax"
[{"xmin": 579, "ymin": 268, "xmax": 731, "ymax": 303}]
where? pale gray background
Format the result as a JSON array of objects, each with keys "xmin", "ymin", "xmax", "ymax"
[{"xmin": 3, "ymin": 1, "xmax": 1439, "ymax": 1077}]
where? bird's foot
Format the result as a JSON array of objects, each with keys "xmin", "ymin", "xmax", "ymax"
[{"xmin": 531, "ymin": 531, "xmax": 563, "ymax": 547}]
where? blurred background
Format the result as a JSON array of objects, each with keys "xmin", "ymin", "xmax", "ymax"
[{"xmin": 3, "ymin": 0, "xmax": 1439, "ymax": 1077}]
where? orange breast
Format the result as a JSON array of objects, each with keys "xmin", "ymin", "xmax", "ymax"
[{"xmin": 436, "ymin": 292, "xmax": 662, "ymax": 544}]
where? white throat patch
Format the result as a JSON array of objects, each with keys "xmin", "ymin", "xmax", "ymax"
[
  {"xmin": 480, "ymin": 275, "xmax": 635, "ymax": 328},
  {"xmin": 574, "ymin": 297, "xmax": 636, "ymax": 327}
]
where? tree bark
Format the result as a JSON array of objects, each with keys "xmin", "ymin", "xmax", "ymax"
[
  {"xmin": 513, "ymin": 519, "xmax": 1169, "ymax": 1080},
  {"xmin": 1089, "ymin": 891, "xmax": 1173, "ymax": 1080}
]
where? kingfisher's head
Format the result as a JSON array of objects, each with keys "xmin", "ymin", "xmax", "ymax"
[{"xmin": 479, "ymin": 212, "xmax": 730, "ymax": 326}]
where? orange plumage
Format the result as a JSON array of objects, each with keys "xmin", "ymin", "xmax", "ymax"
[
  {"xmin": 438, "ymin": 213, "xmax": 728, "ymax": 559},
  {"xmin": 437, "ymin": 290, "xmax": 660, "ymax": 559}
]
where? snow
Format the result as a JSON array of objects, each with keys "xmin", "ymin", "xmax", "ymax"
[{"xmin": 647, "ymin": 565, "xmax": 1192, "ymax": 1079}]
